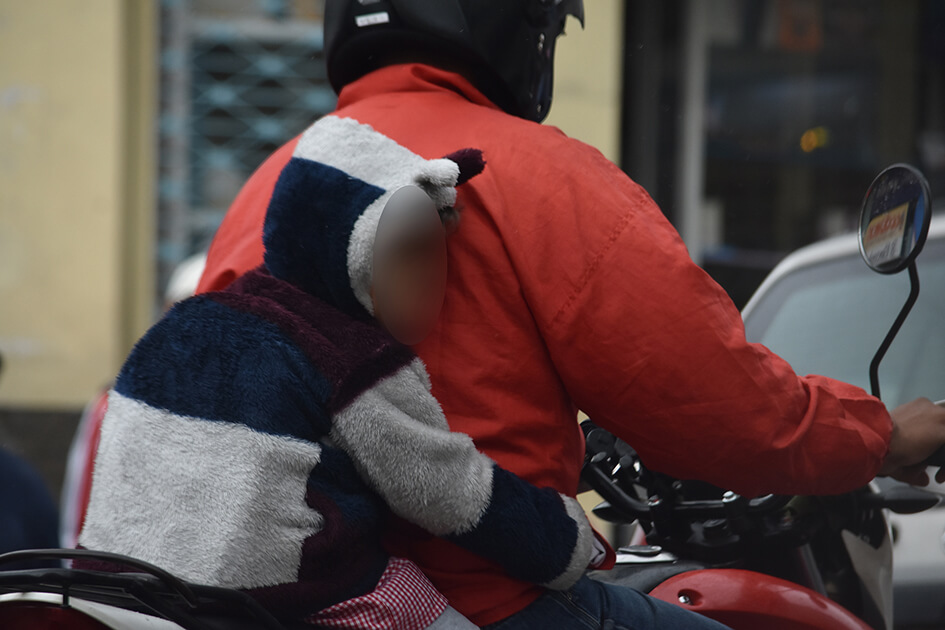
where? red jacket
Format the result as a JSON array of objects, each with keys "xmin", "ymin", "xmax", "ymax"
[{"xmin": 197, "ymin": 63, "xmax": 892, "ymax": 626}]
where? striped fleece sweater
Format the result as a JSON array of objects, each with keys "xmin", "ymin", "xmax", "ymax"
[{"xmin": 78, "ymin": 116, "xmax": 594, "ymax": 621}]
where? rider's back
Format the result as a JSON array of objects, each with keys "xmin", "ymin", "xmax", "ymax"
[{"xmin": 199, "ymin": 62, "xmax": 893, "ymax": 626}]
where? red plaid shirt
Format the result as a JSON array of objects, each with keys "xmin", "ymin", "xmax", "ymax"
[{"xmin": 307, "ymin": 557, "xmax": 448, "ymax": 629}]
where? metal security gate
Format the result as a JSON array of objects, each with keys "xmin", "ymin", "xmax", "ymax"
[{"xmin": 157, "ymin": 0, "xmax": 334, "ymax": 298}]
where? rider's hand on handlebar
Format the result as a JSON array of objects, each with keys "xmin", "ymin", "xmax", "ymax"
[{"xmin": 879, "ymin": 398, "xmax": 945, "ymax": 486}]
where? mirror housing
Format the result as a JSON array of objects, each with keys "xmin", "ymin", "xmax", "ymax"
[
  {"xmin": 858, "ymin": 164, "xmax": 932, "ymax": 274},
  {"xmin": 858, "ymin": 164, "xmax": 933, "ymax": 399}
]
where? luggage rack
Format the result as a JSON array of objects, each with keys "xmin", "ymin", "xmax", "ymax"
[{"xmin": 0, "ymin": 549, "xmax": 288, "ymax": 630}]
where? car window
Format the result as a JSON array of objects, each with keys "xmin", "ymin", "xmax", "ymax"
[{"xmin": 744, "ymin": 238, "xmax": 945, "ymax": 408}]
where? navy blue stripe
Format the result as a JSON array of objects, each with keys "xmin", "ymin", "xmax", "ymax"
[
  {"xmin": 263, "ymin": 157, "xmax": 384, "ymax": 316},
  {"xmin": 447, "ymin": 465, "xmax": 577, "ymax": 585},
  {"xmin": 217, "ymin": 269, "xmax": 415, "ymax": 413},
  {"xmin": 114, "ymin": 296, "xmax": 332, "ymax": 441}
]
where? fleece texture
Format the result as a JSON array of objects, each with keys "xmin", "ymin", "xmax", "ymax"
[
  {"xmin": 79, "ymin": 115, "xmax": 592, "ymax": 620},
  {"xmin": 264, "ymin": 115, "xmax": 473, "ymax": 317}
]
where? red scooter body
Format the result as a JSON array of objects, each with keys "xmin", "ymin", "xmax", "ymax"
[
  {"xmin": 585, "ymin": 419, "xmax": 904, "ymax": 629},
  {"xmin": 650, "ymin": 569, "xmax": 872, "ymax": 630}
]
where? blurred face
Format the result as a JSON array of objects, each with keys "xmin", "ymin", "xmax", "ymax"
[{"xmin": 371, "ymin": 187, "xmax": 448, "ymax": 345}]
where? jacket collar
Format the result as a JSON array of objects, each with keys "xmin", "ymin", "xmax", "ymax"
[{"xmin": 336, "ymin": 63, "xmax": 502, "ymax": 113}]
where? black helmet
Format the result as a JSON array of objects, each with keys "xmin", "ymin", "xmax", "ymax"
[{"xmin": 324, "ymin": 0, "xmax": 585, "ymax": 123}]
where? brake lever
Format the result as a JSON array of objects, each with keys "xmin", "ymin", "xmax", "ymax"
[
  {"xmin": 923, "ymin": 446, "xmax": 945, "ymax": 468},
  {"xmin": 921, "ymin": 399, "xmax": 945, "ymax": 468},
  {"xmin": 583, "ymin": 464, "xmax": 652, "ymax": 520},
  {"xmin": 581, "ymin": 419, "xmax": 790, "ymax": 521},
  {"xmin": 863, "ymin": 484, "xmax": 941, "ymax": 514}
]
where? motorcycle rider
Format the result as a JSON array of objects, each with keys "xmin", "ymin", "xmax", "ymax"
[{"xmin": 196, "ymin": 1, "xmax": 945, "ymax": 628}]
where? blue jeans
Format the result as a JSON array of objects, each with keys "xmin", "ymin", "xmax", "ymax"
[{"xmin": 482, "ymin": 576, "xmax": 731, "ymax": 630}]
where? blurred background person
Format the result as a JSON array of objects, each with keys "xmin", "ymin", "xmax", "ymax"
[
  {"xmin": 0, "ymin": 352, "xmax": 59, "ymax": 569},
  {"xmin": 59, "ymin": 253, "xmax": 207, "ymax": 550}
]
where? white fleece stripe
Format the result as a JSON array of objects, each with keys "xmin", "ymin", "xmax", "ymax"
[
  {"xmin": 294, "ymin": 116, "xmax": 460, "ymax": 312},
  {"xmin": 348, "ymin": 176, "xmax": 459, "ymax": 313},
  {"xmin": 294, "ymin": 116, "xmax": 459, "ymax": 199},
  {"xmin": 541, "ymin": 495, "xmax": 594, "ymax": 591},
  {"xmin": 348, "ymin": 193, "xmax": 389, "ymax": 314},
  {"xmin": 79, "ymin": 391, "xmax": 324, "ymax": 589},
  {"xmin": 330, "ymin": 358, "xmax": 493, "ymax": 536}
]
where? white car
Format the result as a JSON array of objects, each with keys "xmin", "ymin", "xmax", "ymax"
[{"xmin": 741, "ymin": 214, "xmax": 945, "ymax": 629}]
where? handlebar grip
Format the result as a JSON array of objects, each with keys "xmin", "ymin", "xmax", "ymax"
[
  {"xmin": 924, "ymin": 400, "xmax": 945, "ymax": 467},
  {"xmin": 580, "ymin": 418, "xmax": 600, "ymax": 437},
  {"xmin": 924, "ymin": 444, "xmax": 945, "ymax": 468}
]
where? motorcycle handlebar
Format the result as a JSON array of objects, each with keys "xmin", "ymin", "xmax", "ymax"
[
  {"xmin": 924, "ymin": 445, "xmax": 945, "ymax": 468},
  {"xmin": 581, "ymin": 420, "xmax": 790, "ymax": 522},
  {"xmin": 921, "ymin": 399, "xmax": 945, "ymax": 468}
]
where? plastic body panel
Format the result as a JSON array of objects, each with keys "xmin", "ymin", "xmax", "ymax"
[{"xmin": 649, "ymin": 569, "xmax": 872, "ymax": 630}]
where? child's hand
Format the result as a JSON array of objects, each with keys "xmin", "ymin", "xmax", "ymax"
[{"xmin": 540, "ymin": 494, "xmax": 596, "ymax": 591}]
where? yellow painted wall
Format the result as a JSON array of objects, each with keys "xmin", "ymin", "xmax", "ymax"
[
  {"xmin": 545, "ymin": 0, "xmax": 624, "ymax": 164},
  {"xmin": 0, "ymin": 1, "xmax": 616, "ymax": 412},
  {"xmin": 0, "ymin": 0, "xmax": 156, "ymax": 409}
]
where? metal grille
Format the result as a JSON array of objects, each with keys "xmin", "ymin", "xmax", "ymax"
[{"xmin": 157, "ymin": 0, "xmax": 334, "ymax": 298}]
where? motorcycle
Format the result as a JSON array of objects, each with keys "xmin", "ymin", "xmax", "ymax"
[
  {"xmin": 583, "ymin": 163, "xmax": 945, "ymax": 630},
  {"xmin": 0, "ymin": 164, "xmax": 941, "ymax": 629}
]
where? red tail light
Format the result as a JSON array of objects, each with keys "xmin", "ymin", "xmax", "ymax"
[{"xmin": 0, "ymin": 602, "xmax": 112, "ymax": 629}]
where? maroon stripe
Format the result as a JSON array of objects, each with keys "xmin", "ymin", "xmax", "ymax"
[
  {"xmin": 246, "ymin": 550, "xmax": 387, "ymax": 620},
  {"xmin": 210, "ymin": 268, "xmax": 415, "ymax": 412}
]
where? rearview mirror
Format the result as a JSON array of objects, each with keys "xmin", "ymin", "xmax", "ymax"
[
  {"xmin": 858, "ymin": 164, "xmax": 933, "ymax": 400},
  {"xmin": 858, "ymin": 164, "xmax": 931, "ymax": 274}
]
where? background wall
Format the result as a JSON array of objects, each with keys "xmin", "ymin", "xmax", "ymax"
[
  {"xmin": 0, "ymin": 0, "xmax": 621, "ymax": 412},
  {"xmin": 0, "ymin": 0, "xmax": 625, "ymax": 526},
  {"xmin": 545, "ymin": 0, "xmax": 624, "ymax": 164},
  {"xmin": 0, "ymin": 0, "xmax": 156, "ymax": 410}
]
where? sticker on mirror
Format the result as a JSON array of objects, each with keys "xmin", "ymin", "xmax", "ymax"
[{"xmin": 863, "ymin": 202, "xmax": 909, "ymax": 266}]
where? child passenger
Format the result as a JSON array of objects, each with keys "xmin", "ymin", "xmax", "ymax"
[{"xmin": 78, "ymin": 116, "xmax": 599, "ymax": 628}]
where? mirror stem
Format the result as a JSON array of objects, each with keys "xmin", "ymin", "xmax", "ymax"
[{"xmin": 869, "ymin": 262, "xmax": 920, "ymax": 399}]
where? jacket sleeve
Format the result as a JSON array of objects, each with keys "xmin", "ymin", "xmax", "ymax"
[
  {"xmin": 328, "ymin": 358, "xmax": 593, "ymax": 590},
  {"xmin": 500, "ymin": 134, "xmax": 892, "ymax": 498}
]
